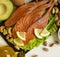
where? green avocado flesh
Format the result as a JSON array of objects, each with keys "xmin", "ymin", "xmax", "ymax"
[{"xmin": 0, "ymin": 0, "xmax": 14, "ymax": 21}]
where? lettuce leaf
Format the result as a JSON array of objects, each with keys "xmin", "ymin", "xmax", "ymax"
[
  {"xmin": 22, "ymin": 14, "xmax": 58, "ymax": 51},
  {"xmin": 23, "ymin": 37, "xmax": 46, "ymax": 51}
]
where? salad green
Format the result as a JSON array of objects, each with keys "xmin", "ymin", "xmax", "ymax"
[{"xmin": 22, "ymin": 14, "xmax": 58, "ymax": 51}]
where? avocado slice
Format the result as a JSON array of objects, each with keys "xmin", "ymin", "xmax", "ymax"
[{"xmin": 0, "ymin": 0, "xmax": 14, "ymax": 21}]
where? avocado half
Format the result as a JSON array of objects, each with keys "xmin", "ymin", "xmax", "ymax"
[{"xmin": 0, "ymin": 0, "xmax": 14, "ymax": 21}]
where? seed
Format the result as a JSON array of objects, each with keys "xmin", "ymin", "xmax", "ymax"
[
  {"xmin": 49, "ymin": 43, "xmax": 54, "ymax": 47},
  {"xmin": 43, "ymin": 41, "xmax": 47, "ymax": 46},
  {"xmin": 32, "ymin": 55, "xmax": 38, "ymax": 57},
  {"xmin": 55, "ymin": 41, "xmax": 59, "ymax": 44},
  {"xmin": 42, "ymin": 47, "xmax": 48, "ymax": 52}
]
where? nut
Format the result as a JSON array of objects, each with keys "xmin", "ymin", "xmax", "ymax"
[
  {"xmin": 7, "ymin": 27, "xmax": 12, "ymax": 36},
  {"xmin": 52, "ymin": 8, "xmax": 55, "ymax": 14},
  {"xmin": 42, "ymin": 47, "xmax": 48, "ymax": 52},
  {"xmin": 3, "ymin": 29, "xmax": 7, "ymax": 35},
  {"xmin": 32, "ymin": 55, "xmax": 38, "ymax": 57},
  {"xmin": 56, "ymin": 20, "xmax": 60, "ymax": 26},
  {"xmin": 0, "ymin": 26, "xmax": 5, "ymax": 33},
  {"xmin": 43, "ymin": 41, "xmax": 47, "ymax": 46},
  {"xmin": 6, "ymin": 35, "xmax": 13, "ymax": 42},
  {"xmin": 55, "ymin": 15, "xmax": 58, "ymax": 22},
  {"xmin": 49, "ymin": 43, "xmax": 54, "ymax": 47},
  {"xmin": 55, "ymin": 41, "xmax": 59, "ymax": 44},
  {"xmin": 54, "ymin": 7, "xmax": 59, "ymax": 14},
  {"xmin": 12, "ymin": 0, "xmax": 32, "ymax": 6},
  {"xmin": 12, "ymin": 0, "xmax": 24, "ymax": 6}
]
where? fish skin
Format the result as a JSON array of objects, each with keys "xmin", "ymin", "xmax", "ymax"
[
  {"xmin": 5, "ymin": 0, "xmax": 49, "ymax": 27},
  {"xmin": 12, "ymin": 0, "xmax": 52, "ymax": 37},
  {"xmin": 24, "ymin": 0, "xmax": 56, "ymax": 45}
]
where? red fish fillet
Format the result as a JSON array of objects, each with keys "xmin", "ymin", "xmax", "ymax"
[
  {"xmin": 24, "ymin": 0, "xmax": 56, "ymax": 45},
  {"xmin": 12, "ymin": 0, "xmax": 52, "ymax": 37},
  {"xmin": 5, "ymin": 0, "xmax": 49, "ymax": 27}
]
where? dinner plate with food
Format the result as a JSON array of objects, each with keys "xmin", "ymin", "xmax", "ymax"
[{"xmin": 0, "ymin": 0, "xmax": 60, "ymax": 57}]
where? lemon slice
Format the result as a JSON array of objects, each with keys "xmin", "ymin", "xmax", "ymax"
[
  {"xmin": 41, "ymin": 28, "xmax": 50, "ymax": 37},
  {"xmin": 16, "ymin": 32, "xmax": 26, "ymax": 41},
  {"xmin": 34, "ymin": 29, "xmax": 42, "ymax": 39},
  {"xmin": 13, "ymin": 38, "xmax": 24, "ymax": 46}
]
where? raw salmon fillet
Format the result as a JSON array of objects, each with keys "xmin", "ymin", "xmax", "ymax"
[
  {"xmin": 24, "ymin": 0, "xmax": 57, "ymax": 44},
  {"xmin": 5, "ymin": 0, "xmax": 49, "ymax": 27},
  {"xmin": 12, "ymin": 0, "xmax": 52, "ymax": 37}
]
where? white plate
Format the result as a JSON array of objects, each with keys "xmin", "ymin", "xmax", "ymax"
[
  {"xmin": 25, "ymin": 33, "xmax": 60, "ymax": 57},
  {"xmin": 0, "ymin": 36, "xmax": 8, "ymax": 46}
]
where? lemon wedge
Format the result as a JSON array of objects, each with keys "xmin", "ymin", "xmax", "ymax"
[
  {"xmin": 16, "ymin": 32, "xmax": 26, "ymax": 41},
  {"xmin": 41, "ymin": 28, "xmax": 50, "ymax": 37},
  {"xmin": 13, "ymin": 38, "xmax": 24, "ymax": 46},
  {"xmin": 34, "ymin": 29, "xmax": 42, "ymax": 39}
]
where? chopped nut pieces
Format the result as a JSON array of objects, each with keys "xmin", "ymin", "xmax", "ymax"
[
  {"xmin": 32, "ymin": 55, "xmax": 38, "ymax": 57},
  {"xmin": 49, "ymin": 43, "xmax": 54, "ymax": 47},
  {"xmin": 42, "ymin": 47, "xmax": 48, "ymax": 52},
  {"xmin": 43, "ymin": 41, "xmax": 47, "ymax": 46}
]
